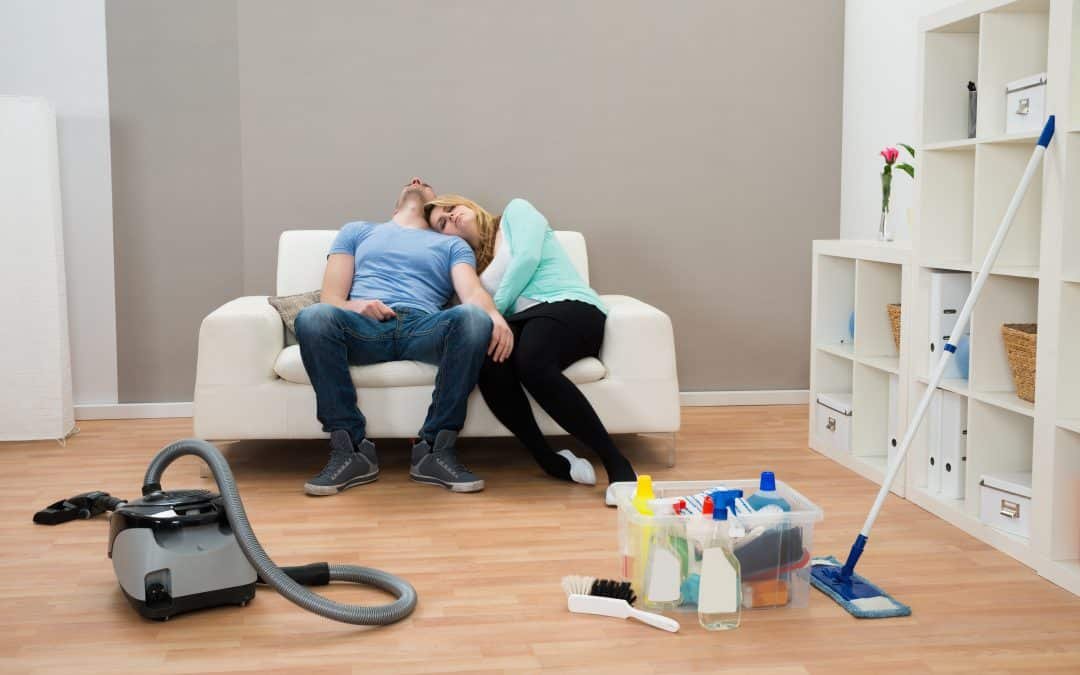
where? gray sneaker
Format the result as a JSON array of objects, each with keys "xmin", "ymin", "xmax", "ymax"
[
  {"xmin": 304, "ymin": 430, "xmax": 379, "ymax": 496},
  {"xmin": 410, "ymin": 430, "xmax": 484, "ymax": 492}
]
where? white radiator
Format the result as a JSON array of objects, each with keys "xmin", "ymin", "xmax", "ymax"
[{"xmin": 0, "ymin": 96, "xmax": 75, "ymax": 441}]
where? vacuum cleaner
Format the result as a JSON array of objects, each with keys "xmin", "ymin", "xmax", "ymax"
[{"xmin": 35, "ymin": 438, "xmax": 417, "ymax": 625}]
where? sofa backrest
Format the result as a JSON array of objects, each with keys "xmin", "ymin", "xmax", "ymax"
[{"xmin": 276, "ymin": 228, "xmax": 590, "ymax": 296}]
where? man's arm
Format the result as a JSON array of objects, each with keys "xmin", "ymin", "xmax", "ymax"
[
  {"xmin": 322, "ymin": 253, "xmax": 396, "ymax": 320},
  {"xmin": 451, "ymin": 263, "xmax": 514, "ymax": 362}
]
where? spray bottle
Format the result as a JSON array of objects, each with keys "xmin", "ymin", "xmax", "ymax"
[
  {"xmin": 698, "ymin": 492, "xmax": 742, "ymax": 630},
  {"xmin": 679, "ymin": 495, "xmax": 714, "ymax": 607},
  {"xmin": 629, "ymin": 475, "xmax": 656, "ymax": 597}
]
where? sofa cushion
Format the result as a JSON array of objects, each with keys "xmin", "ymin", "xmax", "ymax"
[
  {"xmin": 267, "ymin": 290, "xmax": 320, "ymax": 342},
  {"xmin": 273, "ymin": 344, "xmax": 607, "ymax": 388}
]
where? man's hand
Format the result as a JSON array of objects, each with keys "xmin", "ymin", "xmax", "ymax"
[
  {"xmin": 488, "ymin": 312, "xmax": 514, "ymax": 363},
  {"xmin": 450, "ymin": 262, "xmax": 514, "ymax": 361},
  {"xmin": 344, "ymin": 299, "xmax": 397, "ymax": 321}
]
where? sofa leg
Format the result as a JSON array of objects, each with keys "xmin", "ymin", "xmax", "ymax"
[
  {"xmin": 636, "ymin": 432, "xmax": 677, "ymax": 468},
  {"xmin": 198, "ymin": 441, "xmax": 228, "ymax": 479}
]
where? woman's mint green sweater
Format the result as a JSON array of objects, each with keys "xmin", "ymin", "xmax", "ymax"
[{"xmin": 493, "ymin": 198, "xmax": 606, "ymax": 316}]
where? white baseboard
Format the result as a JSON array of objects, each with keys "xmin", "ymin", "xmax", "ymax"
[
  {"xmin": 679, "ymin": 390, "xmax": 809, "ymax": 406},
  {"xmin": 74, "ymin": 402, "xmax": 194, "ymax": 420},
  {"xmin": 75, "ymin": 390, "xmax": 808, "ymax": 420}
]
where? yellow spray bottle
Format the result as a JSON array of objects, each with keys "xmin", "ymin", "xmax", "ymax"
[
  {"xmin": 630, "ymin": 475, "xmax": 656, "ymax": 596},
  {"xmin": 632, "ymin": 475, "xmax": 656, "ymax": 516}
]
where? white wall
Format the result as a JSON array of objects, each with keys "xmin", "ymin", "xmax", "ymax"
[
  {"xmin": 841, "ymin": 0, "xmax": 963, "ymax": 240},
  {"xmin": 0, "ymin": 0, "xmax": 118, "ymax": 405}
]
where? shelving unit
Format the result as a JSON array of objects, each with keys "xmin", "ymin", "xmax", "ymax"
[
  {"xmin": 809, "ymin": 240, "xmax": 912, "ymax": 495},
  {"xmin": 974, "ymin": 144, "xmax": 1043, "ymax": 270},
  {"xmin": 1058, "ymin": 281, "xmax": 1080, "ymax": 427},
  {"xmin": 1064, "ymin": 133, "xmax": 1080, "ymax": 282},
  {"xmin": 812, "ymin": 0, "xmax": 1079, "ymax": 596},
  {"xmin": 913, "ymin": 0, "xmax": 1075, "ymax": 594},
  {"xmin": 970, "ymin": 275, "xmax": 1039, "ymax": 406}
]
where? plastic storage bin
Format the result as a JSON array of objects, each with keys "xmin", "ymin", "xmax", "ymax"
[{"xmin": 612, "ymin": 479, "xmax": 823, "ymax": 613}]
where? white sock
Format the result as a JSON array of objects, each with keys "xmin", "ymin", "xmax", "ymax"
[{"xmin": 556, "ymin": 449, "xmax": 596, "ymax": 486}]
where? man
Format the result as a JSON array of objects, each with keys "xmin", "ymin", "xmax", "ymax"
[{"xmin": 294, "ymin": 177, "xmax": 514, "ymax": 495}]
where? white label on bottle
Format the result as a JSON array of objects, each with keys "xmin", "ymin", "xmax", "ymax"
[
  {"xmin": 647, "ymin": 546, "xmax": 681, "ymax": 602},
  {"xmin": 698, "ymin": 547, "xmax": 737, "ymax": 613}
]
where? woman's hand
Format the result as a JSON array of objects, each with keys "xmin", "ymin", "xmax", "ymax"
[{"xmin": 488, "ymin": 312, "xmax": 514, "ymax": 363}]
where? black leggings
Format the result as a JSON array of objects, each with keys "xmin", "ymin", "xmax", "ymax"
[{"xmin": 478, "ymin": 300, "xmax": 637, "ymax": 484}]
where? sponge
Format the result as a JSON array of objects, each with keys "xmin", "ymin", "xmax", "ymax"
[{"xmin": 742, "ymin": 579, "xmax": 789, "ymax": 608}]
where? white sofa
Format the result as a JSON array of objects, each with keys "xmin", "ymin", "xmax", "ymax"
[{"xmin": 193, "ymin": 230, "xmax": 681, "ymax": 463}]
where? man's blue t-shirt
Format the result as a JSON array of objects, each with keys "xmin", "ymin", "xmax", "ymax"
[{"xmin": 328, "ymin": 221, "xmax": 476, "ymax": 315}]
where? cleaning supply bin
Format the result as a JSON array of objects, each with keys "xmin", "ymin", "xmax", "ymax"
[{"xmin": 613, "ymin": 479, "xmax": 823, "ymax": 613}]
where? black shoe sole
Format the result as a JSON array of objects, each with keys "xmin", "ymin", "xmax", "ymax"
[{"xmin": 304, "ymin": 471, "xmax": 379, "ymax": 496}]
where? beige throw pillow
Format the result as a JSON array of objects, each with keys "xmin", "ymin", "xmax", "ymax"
[{"xmin": 267, "ymin": 290, "xmax": 320, "ymax": 341}]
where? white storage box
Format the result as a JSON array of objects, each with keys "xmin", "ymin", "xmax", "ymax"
[
  {"xmin": 1005, "ymin": 73, "xmax": 1047, "ymax": 135},
  {"xmin": 816, "ymin": 393, "xmax": 852, "ymax": 454},
  {"xmin": 979, "ymin": 472, "xmax": 1032, "ymax": 539}
]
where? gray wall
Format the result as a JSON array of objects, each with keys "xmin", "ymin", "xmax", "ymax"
[
  {"xmin": 108, "ymin": 0, "xmax": 844, "ymax": 401},
  {"xmin": 107, "ymin": 0, "xmax": 244, "ymax": 402}
]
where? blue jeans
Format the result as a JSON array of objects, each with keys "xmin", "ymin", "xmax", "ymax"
[{"xmin": 294, "ymin": 302, "xmax": 493, "ymax": 444}]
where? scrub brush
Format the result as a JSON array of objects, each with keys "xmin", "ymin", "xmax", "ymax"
[{"xmin": 560, "ymin": 575, "xmax": 680, "ymax": 633}]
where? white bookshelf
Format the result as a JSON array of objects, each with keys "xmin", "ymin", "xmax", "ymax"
[
  {"xmin": 809, "ymin": 240, "xmax": 913, "ymax": 495},
  {"xmin": 812, "ymin": 0, "xmax": 1080, "ymax": 596}
]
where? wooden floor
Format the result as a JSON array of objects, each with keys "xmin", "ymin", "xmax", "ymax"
[{"xmin": 2, "ymin": 406, "xmax": 1080, "ymax": 674}]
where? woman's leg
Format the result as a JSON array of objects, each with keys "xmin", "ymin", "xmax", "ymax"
[
  {"xmin": 512, "ymin": 308, "xmax": 637, "ymax": 484},
  {"xmin": 477, "ymin": 351, "xmax": 573, "ymax": 481}
]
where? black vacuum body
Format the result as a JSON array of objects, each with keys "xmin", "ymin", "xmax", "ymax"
[{"xmin": 108, "ymin": 488, "xmax": 256, "ymax": 620}]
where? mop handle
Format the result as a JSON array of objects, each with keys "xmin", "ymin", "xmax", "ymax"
[{"xmin": 858, "ymin": 115, "xmax": 1055, "ymax": 540}]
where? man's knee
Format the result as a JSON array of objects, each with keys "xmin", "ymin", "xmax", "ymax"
[
  {"xmin": 295, "ymin": 303, "xmax": 340, "ymax": 340},
  {"xmin": 452, "ymin": 304, "xmax": 493, "ymax": 346}
]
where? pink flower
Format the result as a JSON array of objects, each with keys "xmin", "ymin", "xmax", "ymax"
[{"xmin": 880, "ymin": 147, "xmax": 899, "ymax": 164}]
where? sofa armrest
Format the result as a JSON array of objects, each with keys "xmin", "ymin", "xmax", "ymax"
[
  {"xmin": 599, "ymin": 295, "xmax": 678, "ymax": 382},
  {"xmin": 195, "ymin": 296, "xmax": 284, "ymax": 387}
]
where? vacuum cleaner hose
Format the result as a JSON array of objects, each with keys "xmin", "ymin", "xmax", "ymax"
[{"xmin": 142, "ymin": 438, "xmax": 417, "ymax": 626}]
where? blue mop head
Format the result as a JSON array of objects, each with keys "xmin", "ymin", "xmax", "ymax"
[{"xmin": 810, "ymin": 556, "xmax": 911, "ymax": 619}]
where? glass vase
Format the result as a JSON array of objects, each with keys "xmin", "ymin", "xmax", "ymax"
[{"xmin": 878, "ymin": 210, "xmax": 893, "ymax": 242}]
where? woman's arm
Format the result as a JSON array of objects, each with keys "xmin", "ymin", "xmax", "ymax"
[{"xmin": 492, "ymin": 198, "xmax": 547, "ymax": 314}]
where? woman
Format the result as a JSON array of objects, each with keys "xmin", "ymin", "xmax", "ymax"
[{"xmin": 425, "ymin": 195, "xmax": 637, "ymax": 496}]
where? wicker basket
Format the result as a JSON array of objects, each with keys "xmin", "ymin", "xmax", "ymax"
[
  {"xmin": 887, "ymin": 304, "xmax": 902, "ymax": 351},
  {"xmin": 1002, "ymin": 323, "xmax": 1037, "ymax": 403}
]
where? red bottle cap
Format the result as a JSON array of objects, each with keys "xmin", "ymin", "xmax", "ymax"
[{"xmin": 702, "ymin": 496, "xmax": 714, "ymax": 516}]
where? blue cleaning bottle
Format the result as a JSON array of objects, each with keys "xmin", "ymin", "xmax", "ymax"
[{"xmin": 745, "ymin": 472, "xmax": 791, "ymax": 512}]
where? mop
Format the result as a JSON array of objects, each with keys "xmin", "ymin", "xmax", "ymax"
[{"xmin": 811, "ymin": 115, "xmax": 1057, "ymax": 619}]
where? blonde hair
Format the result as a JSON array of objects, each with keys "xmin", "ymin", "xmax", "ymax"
[{"xmin": 425, "ymin": 195, "xmax": 500, "ymax": 274}]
